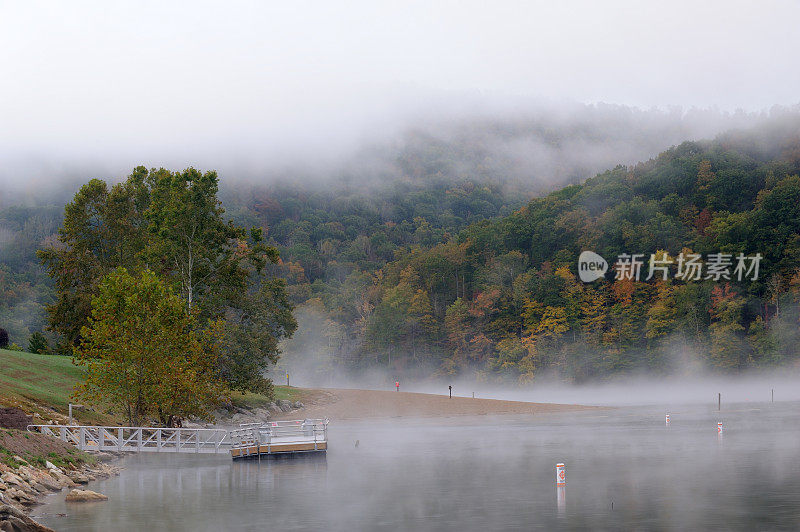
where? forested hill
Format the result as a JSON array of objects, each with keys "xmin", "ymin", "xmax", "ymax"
[
  {"xmin": 277, "ymin": 121, "xmax": 800, "ymax": 383},
  {"xmin": 3, "ymin": 115, "xmax": 800, "ymax": 386}
]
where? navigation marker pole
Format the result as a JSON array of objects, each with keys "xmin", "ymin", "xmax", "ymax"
[{"xmin": 556, "ymin": 463, "xmax": 566, "ymax": 514}]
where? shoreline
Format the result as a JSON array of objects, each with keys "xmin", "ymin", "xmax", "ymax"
[
  {"xmin": 0, "ymin": 427, "xmax": 122, "ymax": 531},
  {"xmin": 255, "ymin": 388, "xmax": 601, "ymax": 423}
]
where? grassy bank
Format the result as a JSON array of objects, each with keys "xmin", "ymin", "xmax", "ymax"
[
  {"xmin": 0, "ymin": 348, "xmax": 308, "ymax": 424},
  {"xmin": 0, "ymin": 428, "xmax": 95, "ymax": 470},
  {"xmin": 0, "ymin": 348, "xmax": 114, "ymax": 425}
]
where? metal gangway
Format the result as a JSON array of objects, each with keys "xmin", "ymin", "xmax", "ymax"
[
  {"xmin": 27, "ymin": 424, "xmax": 231, "ymax": 454},
  {"xmin": 229, "ymin": 419, "xmax": 328, "ymax": 459}
]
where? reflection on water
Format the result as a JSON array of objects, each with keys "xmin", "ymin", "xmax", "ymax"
[{"xmin": 35, "ymin": 403, "xmax": 800, "ymax": 530}]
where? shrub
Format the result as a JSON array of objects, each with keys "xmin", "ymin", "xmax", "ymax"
[{"xmin": 27, "ymin": 332, "xmax": 50, "ymax": 354}]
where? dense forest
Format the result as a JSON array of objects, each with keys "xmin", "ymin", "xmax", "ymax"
[
  {"xmin": 2, "ymin": 110, "xmax": 800, "ymax": 384},
  {"xmin": 261, "ymin": 119, "xmax": 800, "ymax": 382}
]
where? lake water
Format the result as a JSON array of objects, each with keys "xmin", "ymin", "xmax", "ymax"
[{"xmin": 34, "ymin": 402, "xmax": 800, "ymax": 530}]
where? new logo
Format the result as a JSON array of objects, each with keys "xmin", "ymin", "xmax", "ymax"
[{"xmin": 578, "ymin": 250, "xmax": 608, "ymax": 282}]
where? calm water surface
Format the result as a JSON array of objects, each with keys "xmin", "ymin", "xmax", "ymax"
[{"xmin": 34, "ymin": 403, "xmax": 800, "ymax": 530}]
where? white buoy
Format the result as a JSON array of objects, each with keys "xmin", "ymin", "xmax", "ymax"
[
  {"xmin": 665, "ymin": 413, "xmax": 670, "ymax": 426},
  {"xmin": 717, "ymin": 421, "xmax": 723, "ymax": 434},
  {"xmin": 556, "ymin": 463, "xmax": 566, "ymax": 487}
]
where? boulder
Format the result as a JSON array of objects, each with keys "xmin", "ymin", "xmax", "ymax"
[
  {"xmin": 65, "ymin": 472, "xmax": 89, "ymax": 485},
  {"xmin": 0, "ymin": 504, "xmax": 56, "ymax": 532},
  {"xmin": 6, "ymin": 489, "xmax": 36, "ymax": 507},
  {"xmin": 0, "ymin": 475, "xmax": 28, "ymax": 492},
  {"xmin": 293, "ymin": 401, "xmax": 304, "ymax": 409},
  {"xmin": 65, "ymin": 489, "xmax": 108, "ymax": 503},
  {"xmin": 47, "ymin": 470, "xmax": 75, "ymax": 489},
  {"xmin": 31, "ymin": 476, "xmax": 60, "ymax": 493},
  {"xmin": 252, "ymin": 408, "xmax": 271, "ymax": 420}
]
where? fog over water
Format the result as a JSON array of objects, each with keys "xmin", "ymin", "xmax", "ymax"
[{"xmin": 35, "ymin": 403, "xmax": 800, "ymax": 530}]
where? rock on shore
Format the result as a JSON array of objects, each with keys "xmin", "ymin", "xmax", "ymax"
[
  {"xmin": 0, "ymin": 504, "xmax": 55, "ymax": 532},
  {"xmin": 65, "ymin": 489, "xmax": 108, "ymax": 502},
  {"xmin": 0, "ymin": 458, "xmax": 119, "ymax": 512}
]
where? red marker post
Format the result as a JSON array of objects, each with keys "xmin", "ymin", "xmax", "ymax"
[
  {"xmin": 556, "ymin": 463, "xmax": 566, "ymax": 514},
  {"xmin": 395, "ymin": 381, "xmax": 399, "ymax": 392}
]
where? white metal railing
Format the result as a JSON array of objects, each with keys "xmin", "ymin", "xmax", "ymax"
[
  {"xmin": 27, "ymin": 425, "xmax": 231, "ymax": 454},
  {"xmin": 229, "ymin": 419, "xmax": 328, "ymax": 450}
]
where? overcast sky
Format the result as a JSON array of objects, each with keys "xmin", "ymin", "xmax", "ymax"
[{"xmin": 2, "ymin": 0, "xmax": 799, "ymax": 180}]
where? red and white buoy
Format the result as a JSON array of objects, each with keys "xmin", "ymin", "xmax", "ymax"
[
  {"xmin": 717, "ymin": 421, "xmax": 723, "ymax": 434},
  {"xmin": 665, "ymin": 413, "xmax": 670, "ymax": 426},
  {"xmin": 556, "ymin": 463, "xmax": 566, "ymax": 487}
]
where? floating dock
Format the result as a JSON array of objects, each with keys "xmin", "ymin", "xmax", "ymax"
[{"xmin": 228, "ymin": 419, "xmax": 329, "ymax": 460}]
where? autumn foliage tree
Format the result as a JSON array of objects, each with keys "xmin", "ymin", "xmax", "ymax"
[{"xmin": 74, "ymin": 268, "xmax": 223, "ymax": 425}]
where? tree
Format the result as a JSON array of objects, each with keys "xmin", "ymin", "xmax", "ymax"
[
  {"xmin": 73, "ymin": 268, "xmax": 223, "ymax": 426},
  {"xmin": 37, "ymin": 174, "xmax": 149, "ymax": 346},
  {"xmin": 0, "ymin": 327, "xmax": 8, "ymax": 348},
  {"xmin": 708, "ymin": 284, "xmax": 747, "ymax": 370},
  {"xmin": 145, "ymin": 167, "xmax": 275, "ymax": 315},
  {"xmin": 41, "ymin": 167, "xmax": 291, "ymax": 394},
  {"xmin": 27, "ymin": 332, "xmax": 49, "ymax": 355},
  {"xmin": 214, "ymin": 278, "xmax": 297, "ymax": 394}
]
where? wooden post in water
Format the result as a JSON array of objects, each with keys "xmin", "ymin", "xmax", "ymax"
[
  {"xmin": 772, "ymin": 388, "xmax": 774, "ymax": 403},
  {"xmin": 718, "ymin": 392, "xmax": 721, "ymax": 411},
  {"xmin": 448, "ymin": 385, "xmax": 452, "ymax": 398}
]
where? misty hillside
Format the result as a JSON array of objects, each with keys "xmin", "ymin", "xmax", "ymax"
[
  {"xmin": 2, "ymin": 111, "xmax": 800, "ymax": 387},
  {"xmin": 273, "ymin": 118, "xmax": 800, "ymax": 384}
]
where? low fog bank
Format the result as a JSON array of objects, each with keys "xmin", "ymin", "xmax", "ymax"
[
  {"xmin": 269, "ymin": 359, "xmax": 800, "ymax": 408},
  {"xmin": 4, "ymin": 101, "xmax": 798, "ymax": 207}
]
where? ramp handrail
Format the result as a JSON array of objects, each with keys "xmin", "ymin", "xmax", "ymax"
[{"xmin": 27, "ymin": 424, "xmax": 231, "ymax": 454}]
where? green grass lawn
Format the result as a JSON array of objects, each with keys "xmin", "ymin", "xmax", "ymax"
[
  {"xmin": 228, "ymin": 386, "xmax": 304, "ymax": 409},
  {"xmin": 0, "ymin": 348, "xmax": 306, "ymax": 423},
  {"xmin": 0, "ymin": 348, "xmax": 114, "ymax": 424},
  {"xmin": 0, "ymin": 348, "xmax": 82, "ymax": 407}
]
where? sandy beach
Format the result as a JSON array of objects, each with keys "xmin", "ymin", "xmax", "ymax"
[{"xmin": 271, "ymin": 388, "xmax": 599, "ymax": 421}]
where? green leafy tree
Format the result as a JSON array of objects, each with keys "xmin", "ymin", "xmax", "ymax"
[
  {"xmin": 41, "ymin": 167, "xmax": 291, "ymax": 394},
  {"xmin": 145, "ymin": 167, "xmax": 262, "ymax": 313},
  {"xmin": 214, "ymin": 278, "xmax": 297, "ymax": 394},
  {"xmin": 37, "ymin": 174, "xmax": 149, "ymax": 346},
  {"xmin": 74, "ymin": 268, "xmax": 224, "ymax": 425}
]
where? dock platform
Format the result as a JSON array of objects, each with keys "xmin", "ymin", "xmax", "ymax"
[{"xmin": 228, "ymin": 419, "xmax": 329, "ymax": 460}]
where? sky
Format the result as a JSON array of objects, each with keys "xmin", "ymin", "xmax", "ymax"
[{"xmin": 2, "ymin": 0, "xmax": 799, "ymax": 181}]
